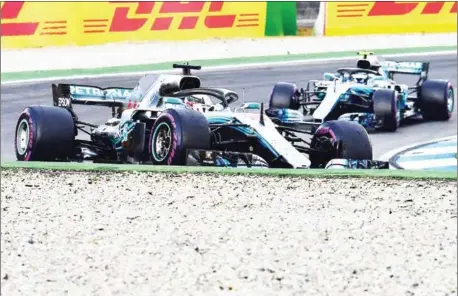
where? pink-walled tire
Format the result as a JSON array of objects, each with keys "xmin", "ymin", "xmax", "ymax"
[
  {"xmin": 148, "ymin": 108, "xmax": 211, "ymax": 166},
  {"xmin": 15, "ymin": 106, "xmax": 75, "ymax": 161},
  {"xmin": 309, "ymin": 120, "xmax": 373, "ymax": 168}
]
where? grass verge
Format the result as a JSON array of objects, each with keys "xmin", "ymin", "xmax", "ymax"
[{"xmin": 1, "ymin": 161, "xmax": 456, "ymax": 180}]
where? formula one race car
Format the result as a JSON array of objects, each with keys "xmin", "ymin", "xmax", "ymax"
[
  {"xmin": 267, "ymin": 52, "xmax": 455, "ymax": 132},
  {"xmin": 14, "ymin": 64, "xmax": 388, "ymax": 169}
]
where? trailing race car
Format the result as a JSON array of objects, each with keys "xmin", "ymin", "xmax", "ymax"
[
  {"xmin": 267, "ymin": 52, "xmax": 455, "ymax": 132},
  {"xmin": 14, "ymin": 64, "xmax": 388, "ymax": 169}
]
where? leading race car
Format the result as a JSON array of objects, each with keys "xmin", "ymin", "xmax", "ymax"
[
  {"xmin": 267, "ymin": 52, "xmax": 455, "ymax": 132},
  {"xmin": 14, "ymin": 63, "xmax": 388, "ymax": 169}
]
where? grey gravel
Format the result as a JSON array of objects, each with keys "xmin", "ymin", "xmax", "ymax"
[{"xmin": 1, "ymin": 169, "xmax": 456, "ymax": 296}]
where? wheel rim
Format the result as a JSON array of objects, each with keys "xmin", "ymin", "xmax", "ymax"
[
  {"xmin": 152, "ymin": 122, "xmax": 172, "ymax": 162},
  {"xmin": 447, "ymin": 88, "xmax": 454, "ymax": 113},
  {"xmin": 16, "ymin": 119, "xmax": 30, "ymax": 156},
  {"xmin": 311, "ymin": 134, "xmax": 338, "ymax": 168}
]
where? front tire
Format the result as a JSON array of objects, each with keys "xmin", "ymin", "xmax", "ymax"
[
  {"xmin": 148, "ymin": 108, "xmax": 211, "ymax": 165},
  {"xmin": 15, "ymin": 106, "xmax": 75, "ymax": 161},
  {"xmin": 309, "ymin": 120, "xmax": 373, "ymax": 168},
  {"xmin": 373, "ymin": 88, "xmax": 400, "ymax": 132},
  {"xmin": 268, "ymin": 82, "xmax": 300, "ymax": 110}
]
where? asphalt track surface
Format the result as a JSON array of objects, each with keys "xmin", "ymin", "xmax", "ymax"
[{"xmin": 1, "ymin": 54, "xmax": 456, "ymax": 160}]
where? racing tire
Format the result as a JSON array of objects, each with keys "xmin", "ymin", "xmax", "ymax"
[
  {"xmin": 309, "ymin": 120, "xmax": 373, "ymax": 168},
  {"xmin": 15, "ymin": 106, "xmax": 75, "ymax": 161},
  {"xmin": 372, "ymin": 88, "xmax": 400, "ymax": 132},
  {"xmin": 148, "ymin": 108, "xmax": 211, "ymax": 166},
  {"xmin": 420, "ymin": 79, "xmax": 454, "ymax": 121},
  {"xmin": 268, "ymin": 82, "xmax": 300, "ymax": 110}
]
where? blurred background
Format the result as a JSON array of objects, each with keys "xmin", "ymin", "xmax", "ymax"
[{"xmin": 296, "ymin": 1, "xmax": 320, "ymax": 36}]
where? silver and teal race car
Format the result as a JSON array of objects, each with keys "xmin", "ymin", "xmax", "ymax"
[
  {"xmin": 14, "ymin": 64, "xmax": 388, "ymax": 169},
  {"xmin": 267, "ymin": 52, "xmax": 455, "ymax": 132}
]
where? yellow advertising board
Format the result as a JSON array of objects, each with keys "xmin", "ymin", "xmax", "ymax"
[
  {"xmin": 1, "ymin": 1, "xmax": 267, "ymax": 49},
  {"xmin": 325, "ymin": 1, "xmax": 457, "ymax": 36}
]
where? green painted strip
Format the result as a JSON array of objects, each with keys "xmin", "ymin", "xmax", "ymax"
[
  {"xmin": 1, "ymin": 161, "xmax": 456, "ymax": 180},
  {"xmin": 2, "ymin": 45, "xmax": 456, "ymax": 82}
]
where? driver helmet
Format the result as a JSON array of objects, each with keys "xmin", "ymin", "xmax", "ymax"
[{"xmin": 352, "ymin": 73, "xmax": 369, "ymax": 84}]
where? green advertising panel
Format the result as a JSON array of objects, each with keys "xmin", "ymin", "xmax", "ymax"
[{"xmin": 265, "ymin": 2, "xmax": 297, "ymax": 36}]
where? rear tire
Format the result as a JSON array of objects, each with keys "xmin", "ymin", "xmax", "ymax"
[
  {"xmin": 420, "ymin": 79, "xmax": 454, "ymax": 121},
  {"xmin": 149, "ymin": 108, "xmax": 211, "ymax": 165},
  {"xmin": 15, "ymin": 106, "xmax": 75, "ymax": 161},
  {"xmin": 309, "ymin": 120, "xmax": 373, "ymax": 168},
  {"xmin": 268, "ymin": 82, "xmax": 300, "ymax": 110},
  {"xmin": 373, "ymin": 88, "xmax": 400, "ymax": 132}
]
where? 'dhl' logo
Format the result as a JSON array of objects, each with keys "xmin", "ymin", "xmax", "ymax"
[
  {"xmin": 82, "ymin": 1, "xmax": 258, "ymax": 34},
  {"xmin": 368, "ymin": 1, "xmax": 457, "ymax": 16},
  {"xmin": 336, "ymin": 1, "xmax": 456, "ymax": 18},
  {"xmin": 1, "ymin": 2, "xmax": 38, "ymax": 36},
  {"xmin": 1, "ymin": 1, "xmax": 68, "ymax": 36}
]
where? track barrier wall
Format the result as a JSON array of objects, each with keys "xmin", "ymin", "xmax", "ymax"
[
  {"xmin": 317, "ymin": 1, "xmax": 457, "ymax": 36},
  {"xmin": 2, "ymin": 1, "xmax": 456, "ymax": 49},
  {"xmin": 0, "ymin": 1, "xmax": 297, "ymax": 49}
]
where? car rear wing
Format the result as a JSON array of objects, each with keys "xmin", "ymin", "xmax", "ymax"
[
  {"xmin": 52, "ymin": 83, "xmax": 135, "ymax": 109},
  {"xmin": 382, "ymin": 60, "xmax": 429, "ymax": 79}
]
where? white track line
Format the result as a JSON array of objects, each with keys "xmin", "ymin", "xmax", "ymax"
[
  {"xmin": 396, "ymin": 158, "xmax": 457, "ymax": 170},
  {"xmin": 379, "ymin": 135, "xmax": 458, "ymax": 162},
  {"xmin": 2, "ymin": 50, "xmax": 455, "ymax": 86},
  {"xmin": 401, "ymin": 145, "xmax": 457, "ymax": 156}
]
